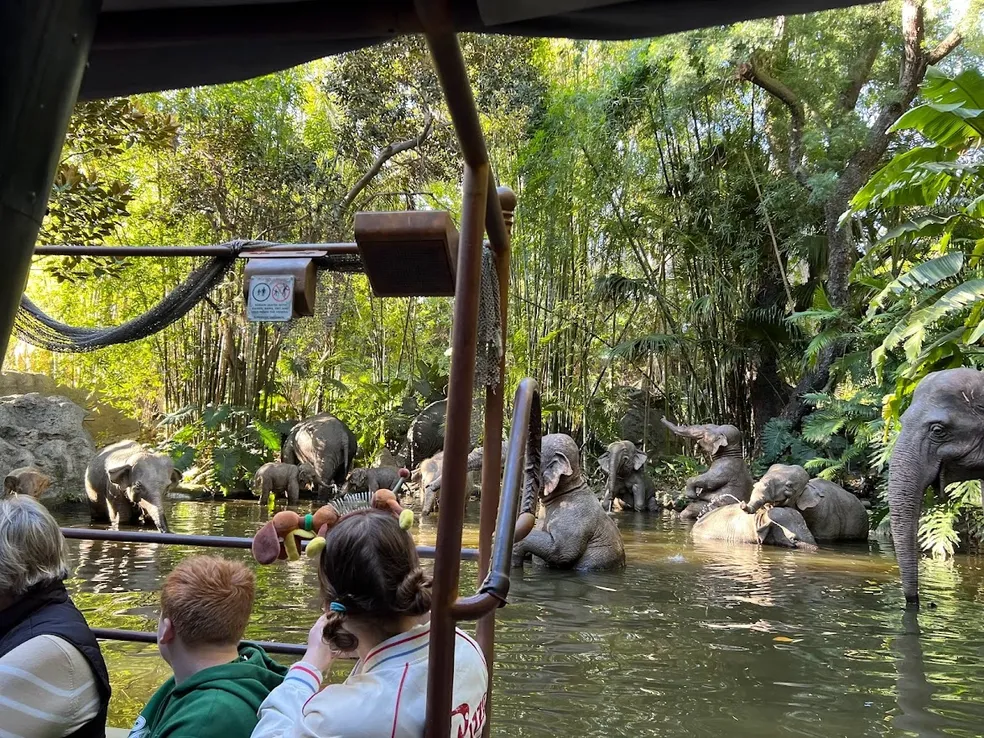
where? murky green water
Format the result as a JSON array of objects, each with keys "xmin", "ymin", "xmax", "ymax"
[{"xmin": 55, "ymin": 501, "xmax": 984, "ymax": 737}]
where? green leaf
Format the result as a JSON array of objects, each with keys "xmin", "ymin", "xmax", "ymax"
[
  {"xmin": 802, "ymin": 411, "xmax": 845, "ymax": 443},
  {"xmin": 867, "ymin": 252, "xmax": 964, "ymax": 316},
  {"xmin": 251, "ymin": 419, "xmax": 282, "ymax": 453},
  {"xmin": 891, "ymin": 102, "xmax": 984, "ymax": 147}
]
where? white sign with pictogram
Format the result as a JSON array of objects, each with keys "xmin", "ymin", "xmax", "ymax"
[{"xmin": 247, "ymin": 275, "xmax": 294, "ymax": 322}]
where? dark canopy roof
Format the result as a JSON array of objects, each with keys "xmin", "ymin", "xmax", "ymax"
[{"xmin": 84, "ymin": 0, "xmax": 865, "ymax": 99}]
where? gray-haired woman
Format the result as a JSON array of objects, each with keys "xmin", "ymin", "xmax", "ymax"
[{"xmin": 0, "ymin": 496, "xmax": 111, "ymax": 738}]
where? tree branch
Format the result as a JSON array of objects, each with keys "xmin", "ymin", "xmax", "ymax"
[
  {"xmin": 335, "ymin": 112, "xmax": 434, "ymax": 218},
  {"xmin": 927, "ymin": 27, "xmax": 963, "ymax": 65},
  {"xmin": 838, "ymin": 27, "xmax": 884, "ymax": 112},
  {"xmin": 737, "ymin": 55, "xmax": 808, "ymax": 186}
]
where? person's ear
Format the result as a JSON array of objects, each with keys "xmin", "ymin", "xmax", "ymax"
[{"xmin": 158, "ymin": 617, "xmax": 175, "ymax": 645}]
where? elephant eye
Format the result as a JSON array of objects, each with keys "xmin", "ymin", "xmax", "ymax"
[{"xmin": 929, "ymin": 422, "xmax": 947, "ymax": 439}]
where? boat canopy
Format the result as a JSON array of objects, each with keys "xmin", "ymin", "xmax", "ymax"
[{"xmin": 84, "ymin": 0, "xmax": 864, "ymax": 99}]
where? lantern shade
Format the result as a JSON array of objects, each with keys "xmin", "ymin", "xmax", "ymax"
[{"xmin": 355, "ymin": 211, "xmax": 459, "ymax": 297}]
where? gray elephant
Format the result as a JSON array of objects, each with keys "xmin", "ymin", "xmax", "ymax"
[
  {"xmin": 403, "ymin": 398, "xmax": 483, "ymax": 469},
  {"xmin": 888, "ymin": 368, "xmax": 984, "ymax": 608},
  {"xmin": 253, "ymin": 462, "xmax": 317, "ymax": 506},
  {"xmin": 743, "ymin": 464, "xmax": 869, "ymax": 542},
  {"xmin": 281, "ymin": 412, "xmax": 358, "ymax": 500},
  {"xmin": 598, "ymin": 440, "xmax": 659, "ymax": 512},
  {"xmin": 662, "ymin": 417, "xmax": 753, "ymax": 519},
  {"xmin": 85, "ymin": 440, "xmax": 177, "ymax": 532},
  {"xmin": 340, "ymin": 465, "xmax": 404, "ymax": 498},
  {"xmin": 512, "ymin": 434, "xmax": 625, "ymax": 571},
  {"xmin": 691, "ymin": 503, "xmax": 817, "ymax": 550},
  {"xmin": 2, "ymin": 466, "xmax": 51, "ymax": 499},
  {"xmin": 419, "ymin": 441, "xmax": 505, "ymax": 515}
]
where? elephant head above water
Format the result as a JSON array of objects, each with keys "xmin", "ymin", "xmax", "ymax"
[
  {"xmin": 512, "ymin": 433, "xmax": 625, "ymax": 571},
  {"xmin": 888, "ymin": 368, "xmax": 984, "ymax": 608},
  {"xmin": 660, "ymin": 417, "xmax": 752, "ymax": 518},
  {"xmin": 599, "ymin": 440, "xmax": 658, "ymax": 512},
  {"xmin": 743, "ymin": 464, "xmax": 869, "ymax": 543}
]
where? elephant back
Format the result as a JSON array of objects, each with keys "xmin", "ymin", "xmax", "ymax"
[
  {"xmin": 281, "ymin": 412, "xmax": 358, "ymax": 489},
  {"xmin": 406, "ymin": 398, "xmax": 484, "ymax": 468}
]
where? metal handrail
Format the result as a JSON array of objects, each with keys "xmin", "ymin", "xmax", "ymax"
[
  {"xmin": 92, "ymin": 628, "xmax": 308, "ymax": 656},
  {"xmin": 61, "ymin": 527, "xmax": 480, "ymax": 561},
  {"xmin": 33, "ymin": 243, "xmax": 360, "ymax": 257},
  {"xmin": 450, "ymin": 379, "xmax": 540, "ymax": 620}
]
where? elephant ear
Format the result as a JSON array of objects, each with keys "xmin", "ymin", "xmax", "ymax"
[
  {"xmin": 707, "ymin": 433, "xmax": 729, "ymax": 457},
  {"xmin": 632, "ymin": 450, "xmax": 647, "ymax": 471},
  {"xmin": 796, "ymin": 482, "xmax": 823, "ymax": 511},
  {"xmin": 753, "ymin": 508, "xmax": 773, "ymax": 544},
  {"xmin": 108, "ymin": 464, "xmax": 133, "ymax": 488},
  {"xmin": 598, "ymin": 450, "xmax": 611, "ymax": 469},
  {"xmin": 543, "ymin": 452, "xmax": 574, "ymax": 496},
  {"xmin": 170, "ymin": 468, "xmax": 182, "ymax": 486}
]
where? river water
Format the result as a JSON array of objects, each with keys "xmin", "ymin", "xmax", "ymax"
[{"xmin": 55, "ymin": 501, "xmax": 984, "ymax": 737}]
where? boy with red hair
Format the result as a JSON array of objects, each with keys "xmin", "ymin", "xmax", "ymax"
[{"xmin": 129, "ymin": 556, "xmax": 286, "ymax": 738}]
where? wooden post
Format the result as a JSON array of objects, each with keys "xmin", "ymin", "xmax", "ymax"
[{"xmin": 476, "ymin": 186, "xmax": 515, "ymax": 738}]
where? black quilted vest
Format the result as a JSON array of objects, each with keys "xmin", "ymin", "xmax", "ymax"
[{"xmin": 0, "ymin": 579, "xmax": 111, "ymax": 738}]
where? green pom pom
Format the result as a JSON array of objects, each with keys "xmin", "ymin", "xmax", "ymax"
[
  {"xmin": 399, "ymin": 509, "xmax": 414, "ymax": 531},
  {"xmin": 306, "ymin": 536, "xmax": 326, "ymax": 558},
  {"xmin": 304, "ymin": 513, "xmax": 314, "ymax": 531}
]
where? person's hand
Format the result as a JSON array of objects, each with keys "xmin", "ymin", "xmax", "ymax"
[{"xmin": 302, "ymin": 614, "xmax": 336, "ymax": 673}]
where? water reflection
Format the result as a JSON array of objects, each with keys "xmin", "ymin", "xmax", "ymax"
[{"xmin": 52, "ymin": 501, "xmax": 984, "ymax": 737}]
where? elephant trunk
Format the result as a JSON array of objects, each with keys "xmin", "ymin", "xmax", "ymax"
[
  {"xmin": 139, "ymin": 498, "xmax": 169, "ymax": 533},
  {"xmin": 422, "ymin": 482, "xmax": 440, "ymax": 516},
  {"xmin": 888, "ymin": 432, "xmax": 935, "ymax": 609},
  {"xmin": 632, "ymin": 481, "xmax": 646, "ymax": 512},
  {"xmin": 742, "ymin": 494, "xmax": 767, "ymax": 514},
  {"xmin": 661, "ymin": 417, "xmax": 699, "ymax": 439}
]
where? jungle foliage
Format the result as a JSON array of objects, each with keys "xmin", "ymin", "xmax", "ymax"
[{"xmin": 8, "ymin": 2, "xmax": 984, "ymax": 554}]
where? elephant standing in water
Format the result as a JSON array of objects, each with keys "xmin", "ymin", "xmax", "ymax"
[
  {"xmin": 512, "ymin": 434, "xmax": 625, "ymax": 571},
  {"xmin": 281, "ymin": 412, "xmax": 357, "ymax": 500},
  {"xmin": 419, "ymin": 441, "xmax": 506, "ymax": 515},
  {"xmin": 888, "ymin": 368, "xmax": 984, "ymax": 608},
  {"xmin": 253, "ymin": 462, "xmax": 317, "ymax": 506},
  {"xmin": 692, "ymin": 503, "xmax": 817, "ymax": 550},
  {"xmin": 743, "ymin": 464, "xmax": 869, "ymax": 542},
  {"xmin": 599, "ymin": 440, "xmax": 659, "ymax": 512},
  {"xmin": 662, "ymin": 418, "xmax": 753, "ymax": 519},
  {"xmin": 86, "ymin": 440, "xmax": 177, "ymax": 532},
  {"xmin": 340, "ymin": 465, "xmax": 404, "ymax": 498}
]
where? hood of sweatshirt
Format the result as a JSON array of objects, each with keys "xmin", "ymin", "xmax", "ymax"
[{"xmin": 170, "ymin": 643, "xmax": 287, "ymax": 707}]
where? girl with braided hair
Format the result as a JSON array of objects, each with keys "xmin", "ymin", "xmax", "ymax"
[{"xmin": 252, "ymin": 508, "xmax": 488, "ymax": 738}]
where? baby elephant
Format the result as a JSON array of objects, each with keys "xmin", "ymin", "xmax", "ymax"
[
  {"xmin": 599, "ymin": 440, "xmax": 659, "ymax": 512},
  {"xmin": 253, "ymin": 462, "xmax": 317, "ymax": 506},
  {"xmin": 340, "ymin": 466, "xmax": 403, "ymax": 498},
  {"xmin": 2, "ymin": 467, "xmax": 51, "ymax": 499},
  {"xmin": 692, "ymin": 503, "xmax": 818, "ymax": 550},
  {"xmin": 743, "ymin": 464, "xmax": 869, "ymax": 542}
]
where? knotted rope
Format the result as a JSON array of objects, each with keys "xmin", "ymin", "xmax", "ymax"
[{"xmin": 474, "ymin": 245, "xmax": 502, "ymax": 389}]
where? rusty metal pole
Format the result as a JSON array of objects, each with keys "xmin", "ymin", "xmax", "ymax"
[
  {"xmin": 0, "ymin": 0, "xmax": 101, "ymax": 365},
  {"xmin": 475, "ymin": 187, "xmax": 515, "ymax": 738}
]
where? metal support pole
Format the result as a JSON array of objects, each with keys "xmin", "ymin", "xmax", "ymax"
[
  {"xmin": 424, "ymin": 162, "xmax": 488, "ymax": 738},
  {"xmin": 0, "ymin": 0, "xmax": 102, "ymax": 365},
  {"xmin": 475, "ymin": 187, "xmax": 515, "ymax": 737}
]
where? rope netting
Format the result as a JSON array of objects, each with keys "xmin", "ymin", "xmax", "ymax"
[{"xmin": 474, "ymin": 245, "xmax": 502, "ymax": 389}]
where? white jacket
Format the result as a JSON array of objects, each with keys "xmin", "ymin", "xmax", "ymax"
[{"xmin": 252, "ymin": 623, "xmax": 487, "ymax": 738}]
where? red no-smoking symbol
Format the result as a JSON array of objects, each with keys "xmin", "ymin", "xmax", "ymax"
[{"xmin": 271, "ymin": 282, "xmax": 292, "ymax": 302}]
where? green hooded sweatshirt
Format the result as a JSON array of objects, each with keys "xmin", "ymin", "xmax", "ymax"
[{"xmin": 127, "ymin": 644, "xmax": 287, "ymax": 738}]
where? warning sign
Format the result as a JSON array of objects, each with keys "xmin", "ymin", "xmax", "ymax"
[{"xmin": 247, "ymin": 275, "xmax": 294, "ymax": 322}]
